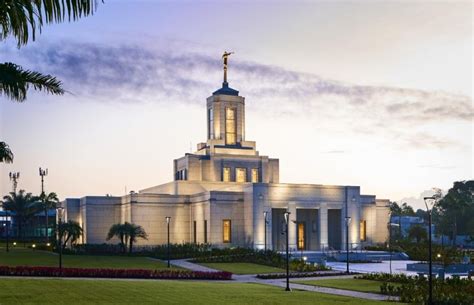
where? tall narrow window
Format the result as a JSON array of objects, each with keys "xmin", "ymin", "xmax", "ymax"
[
  {"xmin": 251, "ymin": 168, "xmax": 259, "ymax": 183},
  {"xmin": 236, "ymin": 168, "xmax": 247, "ymax": 183},
  {"xmin": 225, "ymin": 107, "xmax": 236, "ymax": 145},
  {"xmin": 223, "ymin": 167, "xmax": 231, "ymax": 182},
  {"xmin": 360, "ymin": 220, "xmax": 367, "ymax": 242},
  {"xmin": 223, "ymin": 219, "xmax": 231, "ymax": 243},
  {"xmin": 193, "ymin": 221, "xmax": 197, "ymax": 243},
  {"xmin": 208, "ymin": 108, "xmax": 214, "ymax": 139},
  {"xmin": 297, "ymin": 222, "xmax": 305, "ymax": 250},
  {"xmin": 204, "ymin": 220, "xmax": 208, "ymax": 243}
]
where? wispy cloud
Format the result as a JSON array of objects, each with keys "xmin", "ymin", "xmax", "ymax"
[{"xmin": 5, "ymin": 40, "xmax": 472, "ymax": 150}]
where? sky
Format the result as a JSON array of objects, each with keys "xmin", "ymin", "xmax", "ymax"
[{"xmin": 0, "ymin": 0, "xmax": 472, "ymax": 210}]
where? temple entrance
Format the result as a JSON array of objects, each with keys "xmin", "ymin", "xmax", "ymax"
[
  {"xmin": 271, "ymin": 209, "xmax": 287, "ymax": 251},
  {"xmin": 296, "ymin": 209, "xmax": 319, "ymax": 250},
  {"xmin": 328, "ymin": 209, "xmax": 342, "ymax": 250}
]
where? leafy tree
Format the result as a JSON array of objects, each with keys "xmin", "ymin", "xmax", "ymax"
[
  {"xmin": 0, "ymin": 141, "xmax": 14, "ymax": 163},
  {"xmin": 39, "ymin": 192, "xmax": 59, "ymax": 242},
  {"xmin": 0, "ymin": 0, "xmax": 101, "ymax": 162},
  {"xmin": 125, "ymin": 222, "xmax": 148, "ymax": 254},
  {"xmin": 408, "ymin": 224, "xmax": 427, "ymax": 243},
  {"xmin": 433, "ymin": 180, "xmax": 474, "ymax": 246},
  {"xmin": 400, "ymin": 202, "xmax": 415, "ymax": 216},
  {"xmin": 2, "ymin": 190, "xmax": 39, "ymax": 240},
  {"xmin": 58, "ymin": 220, "xmax": 83, "ymax": 250}
]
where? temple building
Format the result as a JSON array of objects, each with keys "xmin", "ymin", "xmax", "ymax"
[{"xmin": 63, "ymin": 53, "xmax": 390, "ymax": 251}]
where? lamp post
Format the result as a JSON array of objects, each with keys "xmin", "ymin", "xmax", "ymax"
[
  {"xmin": 39, "ymin": 167, "xmax": 48, "ymax": 242},
  {"xmin": 345, "ymin": 216, "xmax": 352, "ymax": 274},
  {"xmin": 9, "ymin": 172, "xmax": 20, "ymax": 193},
  {"xmin": 263, "ymin": 211, "xmax": 268, "ymax": 251},
  {"xmin": 56, "ymin": 206, "xmax": 64, "ymax": 274},
  {"xmin": 284, "ymin": 211, "xmax": 291, "ymax": 291},
  {"xmin": 388, "ymin": 222, "xmax": 400, "ymax": 276},
  {"xmin": 165, "ymin": 216, "xmax": 171, "ymax": 268},
  {"xmin": 424, "ymin": 196, "xmax": 436, "ymax": 305}
]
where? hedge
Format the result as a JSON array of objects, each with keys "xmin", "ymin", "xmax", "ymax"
[{"xmin": 0, "ymin": 266, "xmax": 232, "ymax": 280}]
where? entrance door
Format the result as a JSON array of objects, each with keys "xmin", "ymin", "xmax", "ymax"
[{"xmin": 297, "ymin": 222, "xmax": 305, "ymax": 250}]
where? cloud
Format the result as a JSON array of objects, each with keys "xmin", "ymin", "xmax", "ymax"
[{"xmin": 4, "ymin": 39, "xmax": 472, "ymax": 150}]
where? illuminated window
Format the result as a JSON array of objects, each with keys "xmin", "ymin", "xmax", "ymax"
[
  {"xmin": 223, "ymin": 167, "xmax": 231, "ymax": 182},
  {"xmin": 236, "ymin": 168, "xmax": 247, "ymax": 183},
  {"xmin": 193, "ymin": 221, "xmax": 197, "ymax": 244},
  {"xmin": 225, "ymin": 107, "xmax": 236, "ymax": 145},
  {"xmin": 208, "ymin": 108, "xmax": 214, "ymax": 139},
  {"xmin": 360, "ymin": 220, "xmax": 367, "ymax": 242},
  {"xmin": 251, "ymin": 168, "xmax": 259, "ymax": 183},
  {"xmin": 297, "ymin": 222, "xmax": 305, "ymax": 250},
  {"xmin": 223, "ymin": 219, "xmax": 231, "ymax": 243},
  {"xmin": 204, "ymin": 220, "xmax": 208, "ymax": 243}
]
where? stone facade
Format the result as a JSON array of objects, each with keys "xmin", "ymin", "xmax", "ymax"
[{"xmin": 64, "ymin": 76, "xmax": 390, "ymax": 251}]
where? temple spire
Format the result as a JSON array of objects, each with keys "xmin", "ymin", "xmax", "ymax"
[{"xmin": 222, "ymin": 51, "xmax": 234, "ymax": 85}]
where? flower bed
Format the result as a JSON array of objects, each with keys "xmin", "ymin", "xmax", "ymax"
[{"xmin": 0, "ymin": 266, "xmax": 232, "ymax": 280}]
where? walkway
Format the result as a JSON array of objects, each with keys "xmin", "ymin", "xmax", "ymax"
[{"xmin": 170, "ymin": 259, "xmax": 398, "ymax": 302}]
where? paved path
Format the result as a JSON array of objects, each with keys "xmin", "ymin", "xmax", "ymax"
[{"xmin": 170, "ymin": 259, "xmax": 398, "ymax": 301}]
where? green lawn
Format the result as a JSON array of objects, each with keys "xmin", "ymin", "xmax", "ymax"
[
  {"xmin": 0, "ymin": 247, "xmax": 177, "ymax": 270},
  {"xmin": 294, "ymin": 278, "xmax": 401, "ymax": 294},
  {"xmin": 198, "ymin": 262, "xmax": 285, "ymax": 274},
  {"xmin": 0, "ymin": 279, "xmax": 395, "ymax": 305}
]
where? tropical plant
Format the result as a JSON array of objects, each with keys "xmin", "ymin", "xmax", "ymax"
[
  {"xmin": 39, "ymin": 192, "xmax": 59, "ymax": 242},
  {"xmin": 106, "ymin": 222, "xmax": 148, "ymax": 254},
  {"xmin": 106, "ymin": 223, "xmax": 128, "ymax": 253},
  {"xmin": 124, "ymin": 222, "xmax": 148, "ymax": 254},
  {"xmin": 0, "ymin": 0, "xmax": 101, "ymax": 161},
  {"xmin": 2, "ymin": 190, "xmax": 39, "ymax": 240},
  {"xmin": 58, "ymin": 220, "xmax": 83, "ymax": 250},
  {"xmin": 0, "ymin": 141, "xmax": 14, "ymax": 163}
]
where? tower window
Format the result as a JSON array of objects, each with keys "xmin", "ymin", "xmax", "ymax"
[
  {"xmin": 223, "ymin": 167, "xmax": 231, "ymax": 182},
  {"xmin": 208, "ymin": 108, "xmax": 214, "ymax": 139},
  {"xmin": 225, "ymin": 107, "xmax": 236, "ymax": 145},
  {"xmin": 236, "ymin": 168, "xmax": 247, "ymax": 183},
  {"xmin": 223, "ymin": 219, "xmax": 231, "ymax": 243},
  {"xmin": 251, "ymin": 168, "xmax": 259, "ymax": 183}
]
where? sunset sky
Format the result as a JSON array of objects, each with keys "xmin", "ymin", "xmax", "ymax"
[{"xmin": 1, "ymin": 0, "xmax": 472, "ymax": 210}]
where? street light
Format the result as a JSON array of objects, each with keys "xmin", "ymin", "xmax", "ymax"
[
  {"xmin": 263, "ymin": 211, "xmax": 268, "ymax": 251},
  {"xmin": 388, "ymin": 222, "xmax": 400, "ymax": 276},
  {"xmin": 424, "ymin": 196, "xmax": 436, "ymax": 305},
  {"xmin": 9, "ymin": 172, "xmax": 20, "ymax": 193},
  {"xmin": 39, "ymin": 167, "xmax": 48, "ymax": 243},
  {"xmin": 165, "ymin": 216, "xmax": 171, "ymax": 268},
  {"xmin": 56, "ymin": 205, "xmax": 64, "ymax": 274},
  {"xmin": 345, "ymin": 216, "xmax": 352, "ymax": 274},
  {"xmin": 284, "ymin": 211, "xmax": 291, "ymax": 291}
]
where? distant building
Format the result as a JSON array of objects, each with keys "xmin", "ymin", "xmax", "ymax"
[{"xmin": 63, "ymin": 56, "xmax": 390, "ymax": 251}]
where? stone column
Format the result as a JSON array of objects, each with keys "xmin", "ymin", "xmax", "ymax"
[
  {"xmin": 288, "ymin": 202, "xmax": 297, "ymax": 251},
  {"xmin": 319, "ymin": 203, "xmax": 328, "ymax": 250}
]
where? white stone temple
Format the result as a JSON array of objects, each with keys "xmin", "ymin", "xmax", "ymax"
[{"xmin": 63, "ymin": 53, "xmax": 390, "ymax": 251}]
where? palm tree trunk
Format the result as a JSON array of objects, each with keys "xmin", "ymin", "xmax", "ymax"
[{"xmin": 129, "ymin": 240, "xmax": 133, "ymax": 254}]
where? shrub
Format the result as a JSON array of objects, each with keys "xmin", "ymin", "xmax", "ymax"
[{"xmin": 0, "ymin": 266, "xmax": 232, "ymax": 280}]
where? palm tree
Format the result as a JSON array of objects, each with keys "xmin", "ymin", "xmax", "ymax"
[
  {"xmin": 0, "ymin": 0, "xmax": 101, "ymax": 162},
  {"xmin": 39, "ymin": 192, "xmax": 59, "ymax": 243},
  {"xmin": 124, "ymin": 222, "xmax": 148, "ymax": 254},
  {"xmin": 0, "ymin": 142, "xmax": 14, "ymax": 163},
  {"xmin": 106, "ymin": 223, "xmax": 128, "ymax": 253},
  {"xmin": 58, "ymin": 220, "xmax": 83, "ymax": 250},
  {"xmin": 2, "ymin": 190, "xmax": 39, "ymax": 241}
]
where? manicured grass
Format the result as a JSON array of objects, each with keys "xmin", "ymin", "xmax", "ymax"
[
  {"xmin": 0, "ymin": 247, "xmax": 178, "ymax": 270},
  {"xmin": 198, "ymin": 262, "xmax": 285, "ymax": 274},
  {"xmin": 294, "ymin": 278, "xmax": 401, "ymax": 294},
  {"xmin": 0, "ymin": 278, "xmax": 394, "ymax": 305}
]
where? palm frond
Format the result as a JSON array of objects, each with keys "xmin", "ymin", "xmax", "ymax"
[
  {"xmin": 0, "ymin": 0, "xmax": 100, "ymax": 47},
  {"xmin": 0, "ymin": 141, "xmax": 14, "ymax": 163},
  {"xmin": 0, "ymin": 62, "xmax": 64, "ymax": 102}
]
